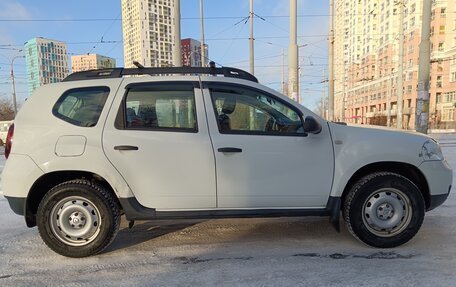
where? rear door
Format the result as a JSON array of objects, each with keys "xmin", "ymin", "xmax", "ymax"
[{"xmin": 103, "ymin": 78, "xmax": 216, "ymax": 209}]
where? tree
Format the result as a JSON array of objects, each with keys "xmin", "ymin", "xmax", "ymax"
[
  {"xmin": 0, "ymin": 99, "xmax": 15, "ymax": 120},
  {"xmin": 313, "ymin": 98, "xmax": 327, "ymax": 119}
]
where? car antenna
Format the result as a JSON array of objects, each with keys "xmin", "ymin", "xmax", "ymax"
[{"xmin": 133, "ymin": 61, "xmax": 145, "ymax": 69}]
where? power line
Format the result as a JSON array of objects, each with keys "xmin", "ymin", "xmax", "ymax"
[
  {"xmin": 0, "ymin": 12, "xmax": 450, "ymax": 22},
  {"xmin": 88, "ymin": 12, "xmax": 122, "ymax": 54}
]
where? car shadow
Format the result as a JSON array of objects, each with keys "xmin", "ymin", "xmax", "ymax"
[{"xmin": 103, "ymin": 217, "xmax": 205, "ymax": 254}]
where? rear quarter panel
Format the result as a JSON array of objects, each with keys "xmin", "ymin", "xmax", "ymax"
[{"xmin": 8, "ymin": 79, "xmax": 134, "ymax": 198}]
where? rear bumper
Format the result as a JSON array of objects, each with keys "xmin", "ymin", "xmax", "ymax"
[{"xmin": 4, "ymin": 196, "xmax": 26, "ymax": 215}]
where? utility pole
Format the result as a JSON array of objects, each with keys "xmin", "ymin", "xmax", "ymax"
[
  {"xmin": 387, "ymin": 76, "xmax": 392, "ymax": 127},
  {"xmin": 173, "ymin": 0, "xmax": 182, "ymax": 67},
  {"xmin": 341, "ymin": 87, "xmax": 345, "ymax": 121},
  {"xmin": 10, "ymin": 54, "xmax": 23, "ymax": 117},
  {"xmin": 328, "ymin": 0, "xmax": 335, "ymax": 121},
  {"xmin": 396, "ymin": 1, "xmax": 405, "ymax": 128},
  {"xmin": 281, "ymin": 48, "xmax": 285, "ymax": 94},
  {"xmin": 249, "ymin": 0, "xmax": 254, "ymax": 75},
  {"xmin": 10, "ymin": 64, "xmax": 18, "ymax": 116},
  {"xmin": 415, "ymin": 0, "xmax": 432, "ymax": 134},
  {"xmin": 288, "ymin": 0, "xmax": 299, "ymax": 102},
  {"xmin": 322, "ymin": 68, "xmax": 326, "ymax": 118},
  {"xmin": 199, "ymin": 0, "xmax": 206, "ymax": 67}
]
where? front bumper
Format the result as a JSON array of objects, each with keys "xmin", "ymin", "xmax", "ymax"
[{"xmin": 419, "ymin": 160, "xmax": 452, "ymax": 211}]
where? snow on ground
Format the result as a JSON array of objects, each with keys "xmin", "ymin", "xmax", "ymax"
[{"xmin": 0, "ymin": 136, "xmax": 455, "ymax": 286}]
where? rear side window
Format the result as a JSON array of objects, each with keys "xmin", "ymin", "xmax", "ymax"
[
  {"xmin": 124, "ymin": 84, "xmax": 197, "ymax": 132},
  {"xmin": 53, "ymin": 87, "xmax": 110, "ymax": 127}
]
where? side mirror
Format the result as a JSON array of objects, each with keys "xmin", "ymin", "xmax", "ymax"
[{"xmin": 303, "ymin": 116, "xmax": 322, "ymax": 134}]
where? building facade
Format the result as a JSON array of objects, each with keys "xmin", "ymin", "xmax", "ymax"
[
  {"xmin": 71, "ymin": 54, "xmax": 116, "ymax": 72},
  {"xmin": 181, "ymin": 38, "xmax": 209, "ymax": 67},
  {"xmin": 334, "ymin": 0, "xmax": 456, "ymax": 130},
  {"xmin": 24, "ymin": 37, "xmax": 69, "ymax": 95},
  {"xmin": 121, "ymin": 0, "xmax": 176, "ymax": 68}
]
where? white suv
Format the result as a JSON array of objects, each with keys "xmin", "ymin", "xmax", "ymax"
[{"xmin": 2, "ymin": 65, "xmax": 452, "ymax": 257}]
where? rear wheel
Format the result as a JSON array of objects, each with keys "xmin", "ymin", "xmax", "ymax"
[
  {"xmin": 343, "ymin": 172, "xmax": 425, "ymax": 248},
  {"xmin": 37, "ymin": 180, "xmax": 120, "ymax": 257}
]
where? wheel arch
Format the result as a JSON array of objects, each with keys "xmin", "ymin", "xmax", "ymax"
[
  {"xmin": 341, "ymin": 162, "xmax": 430, "ymax": 210},
  {"xmin": 25, "ymin": 170, "xmax": 120, "ymax": 227}
]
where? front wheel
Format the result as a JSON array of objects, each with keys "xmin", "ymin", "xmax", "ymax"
[
  {"xmin": 343, "ymin": 172, "xmax": 425, "ymax": 248},
  {"xmin": 37, "ymin": 180, "xmax": 121, "ymax": 257}
]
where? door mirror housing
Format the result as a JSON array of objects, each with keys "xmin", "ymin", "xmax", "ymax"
[{"xmin": 303, "ymin": 116, "xmax": 322, "ymax": 134}]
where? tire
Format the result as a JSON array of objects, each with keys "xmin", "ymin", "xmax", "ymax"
[
  {"xmin": 343, "ymin": 172, "xmax": 425, "ymax": 248},
  {"xmin": 37, "ymin": 179, "xmax": 121, "ymax": 257}
]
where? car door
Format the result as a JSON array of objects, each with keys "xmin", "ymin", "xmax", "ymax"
[
  {"xmin": 202, "ymin": 81, "xmax": 334, "ymax": 208},
  {"xmin": 103, "ymin": 79, "xmax": 216, "ymax": 209}
]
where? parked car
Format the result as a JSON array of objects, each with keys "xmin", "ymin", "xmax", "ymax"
[
  {"xmin": 1, "ymin": 65, "xmax": 452, "ymax": 257},
  {"xmin": 0, "ymin": 120, "xmax": 13, "ymax": 145}
]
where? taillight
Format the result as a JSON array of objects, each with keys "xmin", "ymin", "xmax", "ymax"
[{"xmin": 5, "ymin": 123, "xmax": 14, "ymax": 159}]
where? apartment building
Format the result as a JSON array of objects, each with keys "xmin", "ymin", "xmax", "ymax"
[
  {"xmin": 334, "ymin": 0, "xmax": 456, "ymax": 130},
  {"xmin": 121, "ymin": 0, "xmax": 175, "ymax": 68},
  {"xmin": 71, "ymin": 54, "xmax": 116, "ymax": 72},
  {"xmin": 24, "ymin": 37, "xmax": 69, "ymax": 95},
  {"xmin": 181, "ymin": 38, "xmax": 209, "ymax": 67},
  {"xmin": 432, "ymin": 0, "xmax": 456, "ymax": 129}
]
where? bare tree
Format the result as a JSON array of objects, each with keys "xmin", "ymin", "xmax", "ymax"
[
  {"xmin": 313, "ymin": 98, "xmax": 327, "ymax": 118},
  {"xmin": 0, "ymin": 99, "xmax": 15, "ymax": 121}
]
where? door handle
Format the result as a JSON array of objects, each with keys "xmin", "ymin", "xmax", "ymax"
[
  {"xmin": 218, "ymin": 147, "xmax": 242, "ymax": 153},
  {"xmin": 114, "ymin": 145, "xmax": 139, "ymax": 151}
]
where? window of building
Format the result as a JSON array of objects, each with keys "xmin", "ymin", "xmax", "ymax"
[
  {"xmin": 438, "ymin": 42, "xmax": 445, "ymax": 51},
  {"xmin": 407, "ymin": 85, "xmax": 412, "ymax": 94},
  {"xmin": 440, "ymin": 25, "xmax": 446, "ymax": 34},
  {"xmin": 436, "ymin": 92, "xmax": 442, "ymax": 103},
  {"xmin": 451, "ymin": 72, "xmax": 456, "ymax": 82},
  {"xmin": 437, "ymin": 76, "xmax": 443, "ymax": 88}
]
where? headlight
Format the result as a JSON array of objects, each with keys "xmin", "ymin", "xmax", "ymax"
[{"xmin": 420, "ymin": 140, "xmax": 444, "ymax": 161}]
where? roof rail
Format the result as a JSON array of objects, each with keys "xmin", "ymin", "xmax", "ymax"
[{"xmin": 62, "ymin": 65, "xmax": 258, "ymax": 83}]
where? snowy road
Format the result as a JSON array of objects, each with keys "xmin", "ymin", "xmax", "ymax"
[{"xmin": 0, "ymin": 136, "xmax": 455, "ymax": 286}]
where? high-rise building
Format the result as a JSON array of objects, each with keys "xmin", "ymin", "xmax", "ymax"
[
  {"xmin": 432, "ymin": 0, "xmax": 456, "ymax": 129},
  {"xmin": 181, "ymin": 38, "xmax": 209, "ymax": 67},
  {"xmin": 71, "ymin": 54, "xmax": 116, "ymax": 72},
  {"xmin": 24, "ymin": 37, "xmax": 69, "ymax": 95},
  {"xmin": 121, "ymin": 0, "xmax": 176, "ymax": 68},
  {"xmin": 334, "ymin": 0, "xmax": 456, "ymax": 130}
]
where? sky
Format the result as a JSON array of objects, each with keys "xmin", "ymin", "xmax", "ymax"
[{"xmin": 0, "ymin": 0, "xmax": 329, "ymax": 110}]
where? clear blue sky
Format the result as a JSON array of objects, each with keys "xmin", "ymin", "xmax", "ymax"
[{"xmin": 0, "ymin": 0, "xmax": 329, "ymax": 110}]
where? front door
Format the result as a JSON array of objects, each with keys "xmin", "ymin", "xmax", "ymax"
[
  {"xmin": 103, "ymin": 80, "xmax": 216, "ymax": 209},
  {"xmin": 203, "ymin": 82, "xmax": 334, "ymax": 208}
]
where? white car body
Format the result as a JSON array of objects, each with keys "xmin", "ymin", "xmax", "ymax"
[{"xmin": 1, "ymin": 68, "xmax": 452, "ymax": 254}]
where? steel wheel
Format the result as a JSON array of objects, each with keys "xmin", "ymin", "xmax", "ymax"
[
  {"xmin": 37, "ymin": 179, "xmax": 121, "ymax": 257},
  {"xmin": 362, "ymin": 188, "xmax": 412, "ymax": 237},
  {"xmin": 344, "ymin": 172, "xmax": 425, "ymax": 248},
  {"xmin": 49, "ymin": 196, "xmax": 102, "ymax": 246}
]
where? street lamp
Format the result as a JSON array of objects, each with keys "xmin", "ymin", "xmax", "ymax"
[{"xmin": 11, "ymin": 51, "xmax": 25, "ymax": 117}]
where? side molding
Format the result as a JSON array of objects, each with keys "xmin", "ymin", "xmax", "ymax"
[{"xmin": 120, "ymin": 196, "xmax": 342, "ymax": 233}]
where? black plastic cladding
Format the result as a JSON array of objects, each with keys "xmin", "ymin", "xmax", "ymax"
[{"xmin": 62, "ymin": 66, "xmax": 258, "ymax": 83}]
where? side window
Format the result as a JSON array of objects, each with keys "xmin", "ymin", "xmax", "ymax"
[
  {"xmin": 53, "ymin": 87, "xmax": 110, "ymax": 127},
  {"xmin": 124, "ymin": 84, "xmax": 197, "ymax": 132},
  {"xmin": 209, "ymin": 85, "xmax": 304, "ymax": 135}
]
